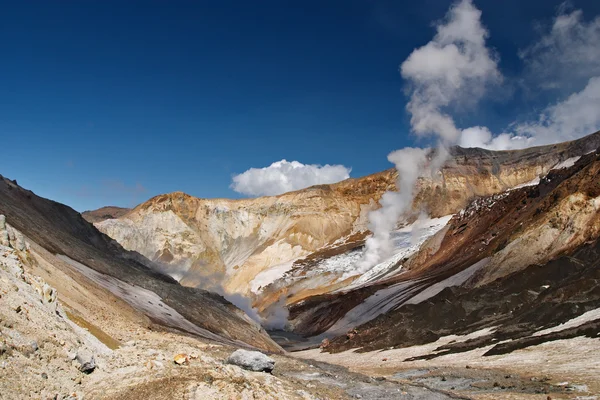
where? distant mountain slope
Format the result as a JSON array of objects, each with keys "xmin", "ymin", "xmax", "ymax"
[
  {"xmin": 82, "ymin": 206, "xmax": 130, "ymax": 223},
  {"xmin": 93, "ymin": 131, "xmax": 600, "ymax": 310},
  {"xmin": 0, "ymin": 175, "xmax": 281, "ymax": 353}
]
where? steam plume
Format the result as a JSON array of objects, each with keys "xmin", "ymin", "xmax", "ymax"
[
  {"xmin": 357, "ymin": 0, "xmax": 500, "ymax": 273},
  {"xmin": 154, "ymin": 263, "xmax": 289, "ymax": 329}
]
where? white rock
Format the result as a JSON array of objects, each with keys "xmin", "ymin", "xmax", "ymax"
[{"xmin": 226, "ymin": 349, "xmax": 275, "ymax": 373}]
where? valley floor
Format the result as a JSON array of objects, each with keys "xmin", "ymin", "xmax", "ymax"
[
  {"xmin": 7, "ymin": 234, "xmax": 597, "ymax": 400},
  {"xmin": 296, "ymin": 330, "xmax": 600, "ymax": 399}
]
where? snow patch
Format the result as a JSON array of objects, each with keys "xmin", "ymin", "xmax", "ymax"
[
  {"xmin": 533, "ymin": 307, "xmax": 600, "ymax": 336},
  {"xmin": 250, "ymin": 259, "xmax": 297, "ymax": 294},
  {"xmin": 404, "ymin": 258, "xmax": 490, "ymax": 305},
  {"xmin": 510, "ymin": 176, "xmax": 540, "ymax": 190},
  {"xmin": 341, "ymin": 215, "xmax": 453, "ymax": 285},
  {"xmin": 552, "ymin": 156, "xmax": 580, "ymax": 170},
  {"xmin": 322, "ymin": 257, "xmax": 489, "ymax": 338}
]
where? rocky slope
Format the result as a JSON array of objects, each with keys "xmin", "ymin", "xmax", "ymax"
[
  {"xmin": 94, "ymin": 132, "xmax": 600, "ymax": 311},
  {"xmin": 289, "ymin": 149, "xmax": 600, "ymax": 352},
  {"xmin": 2, "ymin": 228, "xmax": 459, "ymax": 400},
  {"xmin": 0, "ymin": 175, "xmax": 280, "ymax": 353}
]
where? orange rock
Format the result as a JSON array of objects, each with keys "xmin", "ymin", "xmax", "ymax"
[{"xmin": 173, "ymin": 353, "xmax": 189, "ymax": 365}]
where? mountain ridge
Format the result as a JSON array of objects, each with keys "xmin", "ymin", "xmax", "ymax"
[{"xmin": 92, "ymin": 131, "xmax": 600, "ymax": 307}]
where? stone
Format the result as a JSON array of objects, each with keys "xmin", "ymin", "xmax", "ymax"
[
  {"xmin": 14, "ymin": 232, "xmax": 26, "ymax": 252},
  {"xmin": 7, "ymin": 227, "xmax": 15, "ymax": 245},
  {"xmin": 42, "ymin": 284, "xmax": 57, "ymax": 304},
  {"xmin": 75, "ymin": 350, "xmax": 96, "ymax": 373},
  {"xmin": 226, "ymin": 349, "xmax": 275, "ymax": 373},
  {"xmin": 0, "ymin": 216, "xmax": 8, "ymax": 247},
  {"xmin": 146, "ymin": 360, "xmax": 164, "ymax": 369},
  {"xmin": 173, "ymin": 353, "xmax": 189, "ymax": 365}
]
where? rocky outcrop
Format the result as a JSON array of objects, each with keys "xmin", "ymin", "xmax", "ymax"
[
  {"xmin": 0, "ymin": 215, "xmax": 9, "ymax": 246},
  {"xmin": 0, "ymin": 224, "xmax": 104, "ymax": 399}
]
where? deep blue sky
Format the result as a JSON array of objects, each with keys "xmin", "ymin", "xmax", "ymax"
[{"xmin": 1, "ymin": 0, "xmax": 599, "ymax": 211}]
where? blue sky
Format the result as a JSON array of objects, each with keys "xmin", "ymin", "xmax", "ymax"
[{"xmin": 1, "ymin": 0, "xmax": 599, "ymax": 211}]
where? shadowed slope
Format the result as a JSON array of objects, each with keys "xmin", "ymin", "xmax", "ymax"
[{"xmin": 0, "ymin": 175, "xmax": 281, "ymax": 353}]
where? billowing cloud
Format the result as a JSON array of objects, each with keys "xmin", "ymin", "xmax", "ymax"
[
  {"xmin": 356, "ymin": 0, "xmax": 500, "ymax": 274},
  {"xmin": 520, "ymin": 6, "xmax": 600, "ymax": 92},
  {"xmin": 459, "ymin": 71, "xmax": 600, "ymax": 151},
  {"xmin": 400, "ymin": 0, "xmax": 501, "ymax": 142},
  {"xmin": 459, "ymin": 5, "xmax": 600, "ymax": 151},
  {"xmin": 231, "ymin": 160, "xmax": 351, "ymax": 197}
]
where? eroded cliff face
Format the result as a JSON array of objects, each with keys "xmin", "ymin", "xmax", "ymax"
[
  {"xmin": 94, "ymin": 132, "xmax": 600, "ymax": 307},
  {"xmin": 97, "ymin": 173, "xmax": 397, "ymax": 296},
  {"xmin": 291, "ymin": 149, "xmax": 600, "ymax": 349}
]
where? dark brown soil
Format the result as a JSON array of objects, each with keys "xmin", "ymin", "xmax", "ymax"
[{"xmin": 324, "ymin": 228, "xmax": 600, "ymax": 354}]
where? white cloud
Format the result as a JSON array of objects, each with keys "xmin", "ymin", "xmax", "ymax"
[
  {"xmin": 520, "ymin": 6, "xmax": 600, "ymax": 92},
  {"xmin": 400, "ymin": 0, "xmax": 501, "ymax": 142},
  {"xmin": 459, "ymin": 126, "xmax": 533, "ymax": 150},
  {"xmin": 458, "ymin": 5, "xmax": 600, "ymax": 151},
  {"xmin": 231, "ymin": 160, "xmax": 351, "ymax": 197},
  {"xmin": 459, "ymin": 75, "xmax": 600, "ymax": 150}
]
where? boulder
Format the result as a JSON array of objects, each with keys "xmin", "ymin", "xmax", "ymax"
[
  {"xmin": 226, "ymin": 349, "xmax": 275, "ymax": 373},
  {"xmin": 75, "ymin": 350, "xmax": 96, "ymax": 373}
]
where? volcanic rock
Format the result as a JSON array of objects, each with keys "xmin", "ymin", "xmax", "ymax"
[{"xmin": 226, "ymin": 349, "xmax": 275, "ymax": 373}]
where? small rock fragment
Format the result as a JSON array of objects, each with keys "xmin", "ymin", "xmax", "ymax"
[
  {"xmin": 174, "ymin": 353, "xmax": 189, "ymax": 365},
  {"xmin": 146, "ymin": 360, "xmax": 164, "ymax": 369}
]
